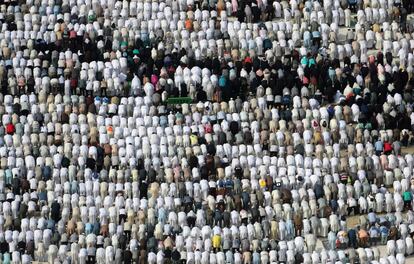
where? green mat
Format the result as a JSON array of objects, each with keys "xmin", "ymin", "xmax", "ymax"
[{"xmin": 166, "ymin": 97, "xmax": 192, "ymax": 105}]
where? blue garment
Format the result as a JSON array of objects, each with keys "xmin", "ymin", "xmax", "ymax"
[
  {"xmin": 328, "ymin": 68, "xmax": 336, "ymax": 81},
  {"xmin": 282, "ymin": 95, "xmax": 291, "ymax": 105},
  {"xmin": 368, "ymin": 212, "xmax": 377, "ymax": 224},
  {"xmin": 93, "ymin": 222, "xmax": 100, "ymax": 235},
  {"xmin": 85, "ymin": 223, "xmax": 93, "ymax": 235},
  {"xmin": 252, "ymin": 252, "xmax": 261, "ymax": 264},
  {"xmin": 330, "ymin": 199, "xmax": 339, "ymax": 212},
  {"xmin": 219, "ymin": 76, "xmax": 226, "ymax": 87},
  {"xmin": 38, "ymin": 191, "xmax": 47, "ymax": 202},
  {"xmin": 158, "ymin": 208, "xmax": 167, "ymax": 224},
  {"xmin": 301, "ymin": 56, "xmax": 309, "ymax": 66},
  {"xmin": 226, "ymin": 250, "xmax": 234, "ymax": 263},
  {"xmin": 94, "ymin": 96, "xmax": 101, "ymax": 104},
  {"xmin": 327, "ymin": 106, "xmax": 335, "ymax": 118},
  {"xmin": 379, "ymin": 216, "xmax": 387, "ymax": 223},
  {"xmin": 42, "ymin": 166, "xmax": 52, "ymax": 181},
  {"xmin": 53, "ymin": 5, "xmax": 60, "ymax": 15},
  {"xmin": 312, "ymin": 31, "xmax": 321, "ymax": 39},
  {"xmin": 3, "ymin": 253, "xmax": 10, "ymax": 264},
  {"xmin": 286, "ymin": 220, "xmax": 295, "ymax": 239},
  {"xmin": 5, "ymin": 60, "xmax": 12, "ymax": 68},
  {"xmin": 47, "ymin": 220, "xmax": 55, "ymax": 231},
  {"xmin": 71, "ymin": 181, "xmax": 79, "ymax": 194},
  {"xmin": 403, "ymin": 191, "xmax": 413, "ymax": 202},
  {"xmin": 328, "ymin": 232, "xmax": 337, "ymax": 250},
  {"xmin": 308, "ymin": 58, "xmax": 316, "ymax": 67},
  {"xmin": 361, "ymin": 104, "xmax": 369, "ymax": 114},
  {"xmin": 348, "ymin": 229, "xmax": 357, "ymax": 247},
  {"xmin": 214, "ymin": 209, "xmax": 223, "ymax": 222},
  {"xmin": 263, "ymin": 38, "xmax": 272, "ymax": 50},
  {"xmin": 164, "ymin": 56, "xmax": 172, "ymax": 67},
  {"xmin": 303, "ymin": 32, "xmax": 312, "ymax": 48},
  {"xmin": 375, "ymin": 141, "xmax": 383, "ymax": 152},
  {"xmin": 369, "ymin": 226, "xmax": 380, "ymax": 238},
  {"xmin": 160, "ymin": 116, "xmax": 168, "ymax": 127},
  {"xmin": 353, "ymin": 86, "xmax": 362, "ymax": 95},
  {"xmin": 92, "ymin": 171, "xmax": 99, "ymax": 180},
  {"xmin": 387, "ymin": 214, "xmax": 396, "ymax": 223},
  {"xmin": 305, "ymin": 1, "xmax": 312, "ymax": 11},
  {"xmin": 241, "ymin": 192, "xmax": 250, "ymax": 209},
  {"xmin": 225, "ymin": 179, "xmax": 234, "ymax": 189},
  {"xmin": 218, "ymin": 179, "xmax": 225, "ymax": 188},
  {"xmin": 140, "ymin": 31, "xmax": 149, "ymax": 42},
  {"xmin": 5, "ymin": 169, "xmax": 12, "ymax": 185},
  {"xmin": 380, "ymin": 226, "xmax": 389, "ymax": 235}
]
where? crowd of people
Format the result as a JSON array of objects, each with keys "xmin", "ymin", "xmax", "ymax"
[{"xmin": 0, "ymin": 0, "xmax": 414, "ymax": 263}]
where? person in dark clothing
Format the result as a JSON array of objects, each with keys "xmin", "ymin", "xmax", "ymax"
[
  {"xmin": 295, "ymin": 252, "xmax": 304, "ymax": 264},
  {"xmin": 139, "ymin": 181, "xmax": 148, "ymax": 199},
  {"xmin": 123, "ymin": 250, "xmax": 133, "ymax": 264},
  {"xmin": 86, "ymin": 253, "xmax": 96, "ymax": 264},
  {"xmin": 0, "ymin": 239, "xmax": 9, "ymax": 254},
  {"xmin": 171, "ymin": 248, "xmax": 181, "ymax": 264},
  {"xmin": 51, "ymin": 200, "xmax": 61, "ymax": 222},
  {"xmin": 86, "ymin": 157, "xmax": 96, "ymax": 170},
  {"xmin": 314, "ymin": 183, "xmax": 324, "ymax": 200},
  {"xmin": 12, "ymin": 177, "xmax": 20, "ymax": 195}
]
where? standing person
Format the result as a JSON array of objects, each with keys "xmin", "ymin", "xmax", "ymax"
[
  {"xmin": 212, "ymin": 234, "xmax": 221, "ymax": 252},
  {"xmin": 403, "ymin": 190, "xmax": 413, "ymax": 210},
  {"xmin": 348, "ymin": 228, "xmax": 358, "ymax": 248},
  {"xmin": 171, "ymin": 248, "xmax": 181, "ymax": 264},
  {"xmin": 328, "ymin": 231, "xmax": 337, "ymax": 250},
  {"xmin": 400, "ymin": 6, "xmax": 408, "ymax": 33},
  {"xmin": 86, "ymin": 247, "xmax": 96, "ymax": 264},
  {"xmin": 375, "ymin": 139, "xmax": 383, "ymax": 156},
  {"xmin": 404, "ymin": 0, "xmax": 412, "ymax": 12},
  {"xmin": 383, "ymin": 140, "xmax": 393, "ymax": 155},
  {"xmin": 393, "ymin": 140, "xmax": 402, "ymax": 156},
  {"xmin": 51, "ymin": 199, "xmax": 61, "ymax": 223},
  {"xmin": 348, "ymin": 0, "xmax": 357, "ymax": 12},
  {"xmin": 17, "ymin": 75, "xmax": 25, "ymax": 96}
]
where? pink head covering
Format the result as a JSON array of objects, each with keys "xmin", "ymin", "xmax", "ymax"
[
  {"xmin": 151, "ymin": 74, "xmax": 159, "ymax": 86},
  {"xmin": 368, "ymin": 55, "xmax": 375, "ymax": 64}
]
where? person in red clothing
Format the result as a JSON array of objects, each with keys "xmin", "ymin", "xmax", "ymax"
[
  {"xmin": 5, "ymin": 123, "xmax": 15, "ymax": 135},
  {"xmin": 383, "ymin": 141, "xmax": 393, "ymax": 155}
]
